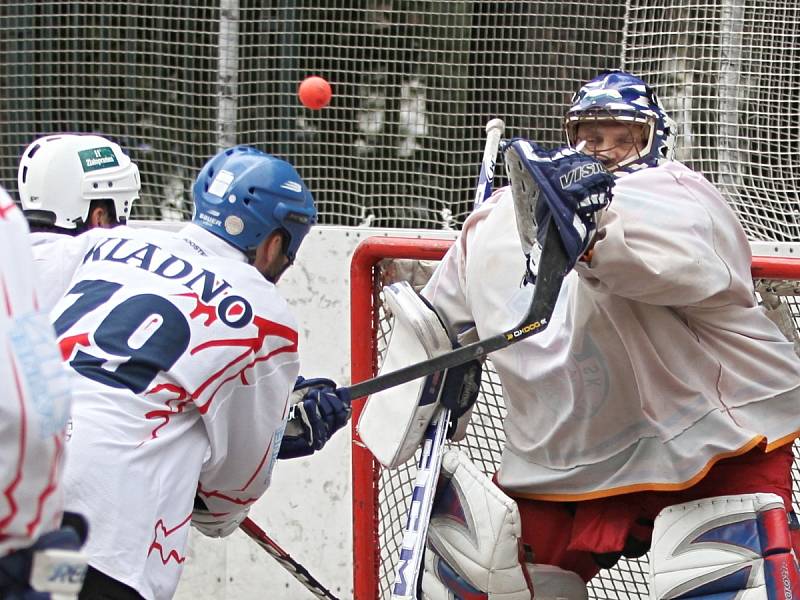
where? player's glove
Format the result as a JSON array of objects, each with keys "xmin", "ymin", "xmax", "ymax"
[
  {"xmin": 504, "ymin": 139, "xmax": 614, "ymax": 272},
  {"xmin": 191, "ymin": 496, "xmax": 249, "ymax": 538},
  {"xmin": 278, "ymin": 377, "xmax": 352, "ymax": 459},
  {"xmin": 0, "ymin": 515, "xmax": 88, "ymax": 599}
]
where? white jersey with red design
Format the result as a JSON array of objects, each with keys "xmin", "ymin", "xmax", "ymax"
[
  {"xmin": 33, "ymin": 223, "xmax": 300, "ymax": 599},
  {"xmin": 423, "ymin": 161, "xmax": 800, "ymax": 501},
  {"xmin": 29, "ymin": 231, "xmax": 77, "ymax": 311},
  {"xmin": 0, "ymin": 189, "xmax": 72, "ymax": 557}
]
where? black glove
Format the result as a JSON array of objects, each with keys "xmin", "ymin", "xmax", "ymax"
[{"xmin": 278, "ymin": 377, "xmax": 352, "ymax": 459}]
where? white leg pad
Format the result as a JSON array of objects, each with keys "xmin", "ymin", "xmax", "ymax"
[
  {"xmin": 649, "ymin": 493, "xmax": 800, "ymax": 599},
  {"xmin": 421, "ymin": 449, "xmax": 534, "ymax": 600}
]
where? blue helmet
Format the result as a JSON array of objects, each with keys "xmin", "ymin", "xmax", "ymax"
[
  {"xmin": 564, "ymin": 70, "xmax": 676, "ymax": 175},
  {"xmin": 192, "ymin": 146, "xmax": 317, "ymax": 260}
]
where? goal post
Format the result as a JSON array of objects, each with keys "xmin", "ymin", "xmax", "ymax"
[
  {"xmin": 350, "ymin": 236, "xmax": 454, "ymax": 600},
  {"xmin": 350, "ymin": 236, "xmax": 800, "ymax": 600}
]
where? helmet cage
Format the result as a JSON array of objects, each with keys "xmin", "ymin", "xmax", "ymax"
[{"xmin": 565, "ymin": 109, "xmax": 657, "ymax": 173}]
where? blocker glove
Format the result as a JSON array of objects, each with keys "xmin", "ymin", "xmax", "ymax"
[
  {"xmin": 504, "ymin": 139, "xmax": 614, "ymax": 270},
  {"xmin": 278, "ymin": 377, "xmax": 352, "ymax": 459}
]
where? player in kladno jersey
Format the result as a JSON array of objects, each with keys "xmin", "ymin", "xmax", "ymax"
[
  {"xmin": 0, "ymin": 185, "xmax": 89, "ymax": 598},
  {"xmin": 31, "ymin": 146, "xmax": 350, "ymax": 600},
  {"xmin": 362, "ymin": 71, "xmax": 800, "ymax": 599}
]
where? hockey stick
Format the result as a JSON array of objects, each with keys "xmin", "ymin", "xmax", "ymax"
[
  {"xmin": 389, "ymin": 119, "xmax": 507, "ymax": 600},
  {"xmin": 473, "ymin": 118, "xmax": 505, "ymax": 209},
  {"xmin": 385, "ymin": 127, "xmax": 571, "ymax": 600},
  {"xmin": 389, "ymin": 407, "xmax": 450, "ymax": 600},
  {"xmin": 240, "ymin": 517, "xmax": 341, "ymax": 600},
  {"xmin": 346, "ymin": 219, "xmax": 568, "ymax": 402}
]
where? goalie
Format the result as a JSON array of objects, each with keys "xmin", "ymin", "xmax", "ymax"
[{"xmin": 360, "ymin": 71, "xmax": 800, "ymax": 599}]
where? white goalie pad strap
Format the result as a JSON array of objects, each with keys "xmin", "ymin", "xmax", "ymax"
[
  {"xmin": 357, "ymin": 281, "xmax": 453, "ymax": 468},
  {"xmin": 649, "ymin": 493, "xmax": 800, "ymax": 599},
  {"xmin": 421, "ymin": 450, "xmax": 533, "ymax": 600}
]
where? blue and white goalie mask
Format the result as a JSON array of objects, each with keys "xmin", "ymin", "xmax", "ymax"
[{"xmin": 564, "ymin": 70, "xmax": 676, "ymax": 176}]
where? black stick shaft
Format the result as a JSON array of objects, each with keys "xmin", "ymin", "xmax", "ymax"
[
  {"xmin": 346, "ymin": 220, "xmax": 567, "ymax": 401},
  {"xmin": 241, "ymin": 517, "xmax": 341, "ymax": 600}
]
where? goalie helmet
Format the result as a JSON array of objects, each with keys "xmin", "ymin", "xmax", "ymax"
[
  {"xmin": 191, "ymin": 146, "xmax": 317, "ymax": 260},
  {"xmin": 564, "ymin": 70, "xmax": 676, "ymax": 175},
  {"xmin": 18, "ymin": 134, "xmax": 140, "ymax": 229}
]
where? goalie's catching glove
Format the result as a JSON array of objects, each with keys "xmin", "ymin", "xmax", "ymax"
[
  {"xmin": 504, "ymin": 139, "xmax": 614, "ymax": 272},
  {"xmin": 278, "ymin": 377, "xmax": 352, "ymax": 459}
]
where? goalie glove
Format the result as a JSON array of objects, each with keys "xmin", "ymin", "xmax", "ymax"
[
  {"xmin": 504, "ymin": 139, "xmax": 614, "ymax": 272},
  {"xmin": 278, "ymin": 377, "xmax": 352, "ymax": 459}
]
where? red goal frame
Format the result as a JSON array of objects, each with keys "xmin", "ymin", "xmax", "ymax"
[{"xmin": 350, "ymin": 235, "xmax": 800, "ymax": 600}]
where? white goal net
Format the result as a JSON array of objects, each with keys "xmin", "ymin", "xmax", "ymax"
[{"xmin": 1, "ymin": 2, "xmax": 798, "ymax": 241}]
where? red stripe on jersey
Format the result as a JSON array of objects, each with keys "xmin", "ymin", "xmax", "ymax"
[
  {"xmin": 196, "ymin": 483, "xmax": 258, "ymax": 508},
  {"xmin": 1, "ymin": 274, "xmax": 12, "ymax": 317},
  {"xmin": 0, "ymin": 344, "xmax": 28, "ymax": 531},
  {"xmin": 190, "ymin": 316, "xmax": 298, "ymax": 413},
  {"xmin": 0, "ymin": 201, "xmax": 17, "ymax": 220},
  {"xmin": 147, "ymin": 513, "xmax": 192, "ymax": 565},
  {"xmin": 58, "ymin": 332, "xmax": 91, "ymax": 361},
  {"xmin": 26, "ymin": 435, "xmax": 63, "ymax": 537},
  {"xmin": 143, "ymin": 384, "xmax": 192, "ymax": 443}
]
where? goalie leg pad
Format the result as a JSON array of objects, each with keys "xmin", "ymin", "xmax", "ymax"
[
  {"xmin": 357, "ymin": 281, "xmax": 453, "ymax": 468},
  {"xmin": 421, "ymin": 449, "xmax": 534, "ymax": 600},
  {"xmin": 649, "ymin": 493, "xmax": 800, "ymax": 599}
]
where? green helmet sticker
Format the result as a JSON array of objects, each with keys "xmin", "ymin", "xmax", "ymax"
[{"xmin": 78, "ymin": 147, "xmax": 120, "ymax": 172}]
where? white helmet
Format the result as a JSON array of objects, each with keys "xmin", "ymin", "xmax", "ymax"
[{"xmin": 18, "ymin": 134, "xmax": 140, "ymax": 230}]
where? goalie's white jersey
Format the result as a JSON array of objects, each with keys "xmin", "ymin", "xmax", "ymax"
[
  {"xmin": 0, "ymin": 190, "xmax": 72, "ymax": 557},
  {"xmin": 33, "ymin": 223, "xmax": 300, "ymax": 600},
  {"xmin": 423, "ymin": 161, "xmax": 800, "ymax": 501}
]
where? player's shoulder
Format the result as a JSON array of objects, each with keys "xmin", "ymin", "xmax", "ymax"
[
  {"xmin": 614, "ymin": 161, "xmax": 718, "ymax": 199},
  {"xmin": 461, "ymin": 185, "xmax": 511, "ymax": 233},
  {"xmin": 619, "ymin": 160, "xmax": 707, "ymax": 186}
]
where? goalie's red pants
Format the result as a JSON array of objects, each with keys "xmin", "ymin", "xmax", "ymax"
[{"xmin": 506, "ymin": 441, "xmax": 798, "ymax": 582}]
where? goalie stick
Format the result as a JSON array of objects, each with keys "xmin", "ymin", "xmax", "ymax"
[
  {"xmin": 240, "ymin": 517, "xmax": 341, "ymax": 600},
  {"xmin": 388, "ymin": 119, "xmax": 506, "ymax": 599},
  {"xmin": 386, "ymin": 125, "xmax": 570, "ymax": 600},
  {"xmin": 345, "ymin": 214, "xmax": 568, "ymax": 403},
  {"xmin": 473, "ymin": 118, "xmax": 505, "ymax": 209},
  {"xmin": 389, "ymin": 406, "xmax": 450, "ymax": 599}
]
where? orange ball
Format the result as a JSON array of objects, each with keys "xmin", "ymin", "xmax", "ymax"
[{"xmin": 298, "ymin": 76, "xmax": 332, "ymax": 110}]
